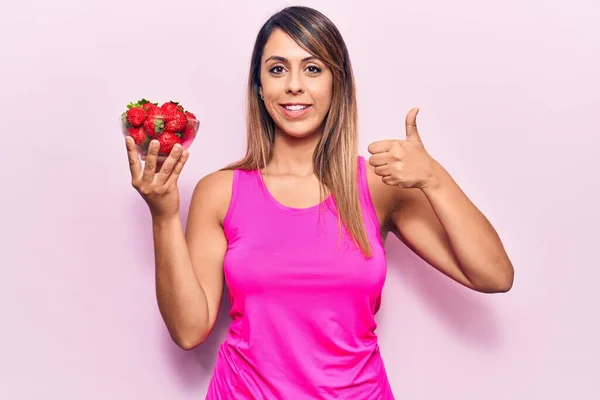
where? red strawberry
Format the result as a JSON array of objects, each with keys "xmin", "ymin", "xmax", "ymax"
[
  {"xmin": 161, "ymin": 101, "xmax": 184, "ymax": 114},
  {"xmin": 156, "ymin": 131, "xmax": 182, "ymax": 154},
  {"xmin": 127, "ymin": 127, "xmax": 147, "ymax": 145},
  {"xmin": 183, "ymin": 121, "xmax": 197, "ymax": 140},
  {"xmin": 165, "ymin": 111, "xmax": 188, "ymax": 133},
  {"xmin": 147, "ymin": 106, "xmax": 164, "ymax": 117},
  {"xmin": 129, "ymin": 98, "xmax": 154, "ymax": 108},
  {"xmin": 141, "ymin": 102, "xmax": 158, "ymax": 112},
  {"xmin": 181, "ymin": 111, "xmax": 198, "ymax": 140},
  {"xmin": 143, "ymin": 108, "xmax": 165, "ymax": 136},
  {"xmin": 142, "ymin": 126, "xmax": 155, "ymax": 137},
  {"xmin": 126, "ymin": 107, "xmax": 146, "ymax": 127},
  {"xmin": 143, "ymin": 117, "xmax": 164, "ymax": 137}
]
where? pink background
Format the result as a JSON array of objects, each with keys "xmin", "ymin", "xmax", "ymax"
[{"xmin": 2, "ymin": 0, "xmax": 599, "ymax": 398}]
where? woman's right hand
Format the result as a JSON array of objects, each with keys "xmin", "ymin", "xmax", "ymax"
[{"xmin": 126, "ymin": 137, "xmax": 190, "ymax": 220}]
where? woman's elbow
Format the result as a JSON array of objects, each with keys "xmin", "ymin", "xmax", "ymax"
[
  {"xmin": 172, "ymin": 328, "xmax": 210, "ymax": 351},
  {"xmin": 476, "ymin": 265, "xmax": 514, "ymax": 293}
]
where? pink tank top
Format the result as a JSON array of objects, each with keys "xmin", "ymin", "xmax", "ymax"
[{"xmin": 206, "ymin": 156, "xmax": 395, "ymax": 399}]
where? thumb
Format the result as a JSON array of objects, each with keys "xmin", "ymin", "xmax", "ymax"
[{"xmin": 405, "ymin": 107, "xmax": 421, "ymax": 141}]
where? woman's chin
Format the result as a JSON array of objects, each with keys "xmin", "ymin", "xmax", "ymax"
[{"xmin": 276, "ymin": 123, "xmax": 322, "ymax": 140}]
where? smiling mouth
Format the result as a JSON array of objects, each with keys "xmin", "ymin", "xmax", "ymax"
[{"xmin": 281, "ymin": 104, "xmax": 311, "ymax": 111}]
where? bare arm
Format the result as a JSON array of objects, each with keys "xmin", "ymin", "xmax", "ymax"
[
  {"xmin": 369, "ymin": 161, "xmax": 514, "ymax": 293},
  {"xmin": 412, "ymin": 163, "xmax": 514, "ymax": 292},
  {"xmin": 153, "ymin": 170, "xmax": 232, "ymax": 350},
  {"xmin": 366, "ymin": 109, "xmax": 513, "ymax": 294},
  {"xmin": 126, "ymin": 137, "xmax": 232, "ymax": 350}
]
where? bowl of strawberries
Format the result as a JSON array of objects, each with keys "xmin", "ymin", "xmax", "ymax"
[{"xmin": 121, "ymin": 98, "xmax": 199, "ymax": 161}]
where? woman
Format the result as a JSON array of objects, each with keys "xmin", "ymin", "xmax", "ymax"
[{"xmin": 125, "ymin": 6, "xmax": 514, "ymax": 399}]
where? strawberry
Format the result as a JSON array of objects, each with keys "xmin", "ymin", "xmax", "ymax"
[
  {"xmin": 143, "ymin": 107, "xmax": 165, "ymax": 135},
  {"xmin": 183, "ymin": 121, "xmax": 197, "ymax": 140},
  {"xmin": 181, "ymin": 111, "xmax": 198, "ymax": 140},
  {"xmin": 143, "ymin": 115, "xmax": 165, "ymax": 137},
  {"xmin": 161, "ymin": 101, "xmax": 184, "ymax": 114},
  {"xmin": 122, "ymin": 99, "xmax": 197, "ymax": 145},
  {"xmin": 128, "ymin": 98, "xmax": 153, "ymax": 108},
  {"xmin": 156, "ymin": 131, "xmax": 182, "ymax": 154},
  {"xmin": 126, "ymin": 107, "xmax": 146, "ymax": 127},
  {"xmin": 147, "ymin": 106, "xmax": 164, "ymax": 117},
  {"xmin": 165, "ymin": 111, "xmax": 188, "ymax": 133},
  {"xmin": 142, "ymin": 126, "xmax": 155, "ymax": 137},
  {"xmin": 142, "ymin": 102, "xmax": 158, "ymax": 112},
  {"xmin": 127, "ymin": 127, "xmax": 147, "ymax": 145},
  {"xmin": 125, "ymin": 98, "xmax": 156, "ymax": 125}
]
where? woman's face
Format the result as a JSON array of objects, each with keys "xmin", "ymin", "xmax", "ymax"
[{"xmin": 260, "ymin": 29, "xmax": 333, "ymax": 139}]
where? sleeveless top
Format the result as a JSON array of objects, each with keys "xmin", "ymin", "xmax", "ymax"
[{"xmin": 205, "ymin": 156, "xmax": 394, "ymax": 399}]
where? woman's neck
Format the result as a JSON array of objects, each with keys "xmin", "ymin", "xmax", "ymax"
[{"xmin": 267, "ymin": 129, "xmax": 321, "ymax": 177}]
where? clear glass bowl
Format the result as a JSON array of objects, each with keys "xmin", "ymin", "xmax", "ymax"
[{"xmin": 120, "ymin": 113, "xmax": 199, "ymax": 161}]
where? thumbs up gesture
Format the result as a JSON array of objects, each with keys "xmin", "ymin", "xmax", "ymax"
[{"xmin": 367, "ymin": 107, "xmax": 437, "ymax": 189}]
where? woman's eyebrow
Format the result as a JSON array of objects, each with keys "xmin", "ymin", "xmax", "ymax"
[{"xmin": 264, "ymin": 55, "xmax": 317, "ymax": 64}]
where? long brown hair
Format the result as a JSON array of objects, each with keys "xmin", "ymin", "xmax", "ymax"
[{"xmin": 222, "ymin": 6, "xmax": 372, "ymax": 257}]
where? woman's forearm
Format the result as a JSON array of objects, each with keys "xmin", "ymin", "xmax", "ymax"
[
  {"xmin": 152, "ymin": 215, "xmax": 209, "ymax": 348},
  {"xmin": 422, "ymin": 163, "xmax": 514, "ymax": 292}
]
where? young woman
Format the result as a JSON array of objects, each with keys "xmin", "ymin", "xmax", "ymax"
[{"xmin": 125, "ymin": 6, "xmax": 514, "ymax": 399}]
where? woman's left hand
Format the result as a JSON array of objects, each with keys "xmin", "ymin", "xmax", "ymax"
[{"xmin": 367, "ymin": 107, "xmax": 438, "ymax": 189}]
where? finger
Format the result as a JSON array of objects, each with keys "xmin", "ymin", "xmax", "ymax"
[
  {"xmin": 369, "ymin": 153, "xmax": 395, "ymax": 167},
  {"xmin": 405, "ymin": 107, "xmax": 421, "ymax": 141},
  {"xmin": 165, "ymin": 150, "xmax": 190, "ymax": 187},
  {"xmin": 382, "ymin": 175, "xmax": 402, "ymax": 186},
  {"xmin": 374, "ymin": 164, "xmax": 393, "ymax": 177},
  {"xmin": 367, "ymin": 140, "xmax": 393, "ymax": 155},
  {"xmin": 125, "ymin": 136, "xmax": 142, "ymax": 179},
  {"xmin": 155, "ymin": 144, "xmax": 183, "ymax": 185},
  {"xmin": 141, "ymin": 140, "xmax": 159, "ymax": 183}
]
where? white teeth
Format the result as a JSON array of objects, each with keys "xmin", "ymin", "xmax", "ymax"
[{"xmin": 284, "ymin": 105, "xmax": 308, "ymax": 111}]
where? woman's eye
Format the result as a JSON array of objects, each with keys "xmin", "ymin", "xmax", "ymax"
[
  {"xmin": 268, "ymin": 65, "xmax": 322, "ymax": 75},
  {"xmin": 269, "ymin": 66, "xmax": 285, "ymax": 74}
]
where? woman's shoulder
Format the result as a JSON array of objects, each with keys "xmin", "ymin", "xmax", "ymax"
[{"xmin": 196, "ymin": 168, "xmax": 236, "ymax": 188}]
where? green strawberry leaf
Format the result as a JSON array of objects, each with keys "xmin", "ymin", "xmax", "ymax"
[{"xmin": 155, "ymin": 118, "xmax": 165, "ymax": 133}]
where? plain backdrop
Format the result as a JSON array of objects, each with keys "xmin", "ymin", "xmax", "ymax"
[{"xmin": 1, "ymin": 0, "xmax": 599, "ymax": 398}]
